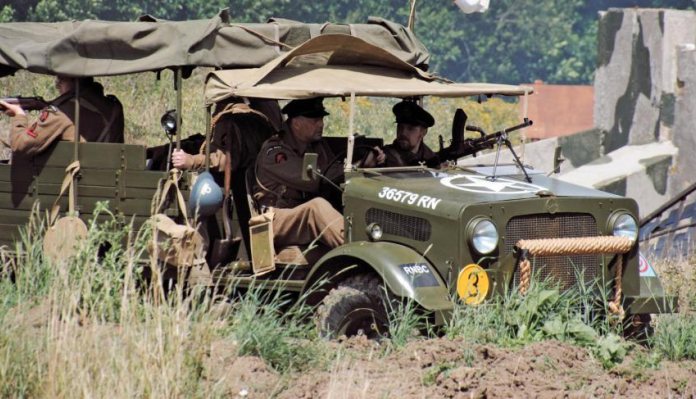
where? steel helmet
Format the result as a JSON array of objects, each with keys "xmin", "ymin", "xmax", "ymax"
[{"xmin": 188, "ymin": 171, "xmax": 223, "ymax": 217}]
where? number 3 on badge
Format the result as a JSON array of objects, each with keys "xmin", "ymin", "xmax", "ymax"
[{"xmin": 457, "ymin": 264, "xmax": 489, "ymax": 305}]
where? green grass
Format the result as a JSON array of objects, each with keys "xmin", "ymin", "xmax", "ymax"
[
  {"xmin": 443, "ymin": 274, "xmax": 632, "ymax": 368},
  {"xmin": 0, "ymin": 206, "xmax": 328, "ymax": 397},
  {"xmin": 1, "ymin": 206, "xmax": 696, "ymax": 396},
  {"xmin": 651, "ymin": 314, "xmax": 696, "ymax": 361}
]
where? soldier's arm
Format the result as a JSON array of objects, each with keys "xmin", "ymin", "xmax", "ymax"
[
  {"xmin": 10, "ymin": 109, "xmax": 77, "ymax": 156},
  {"xmin": 188, "ymin": 149, "xmax": 226, "ymax": 173},
  {"xmin": 10, "ymin": 115, "xmax": 51, "ymax": 155}
]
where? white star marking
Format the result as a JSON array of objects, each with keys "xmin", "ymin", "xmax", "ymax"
[{"xmin": 440, "ymin": 174, "xmax": 547, "ymax": 195}]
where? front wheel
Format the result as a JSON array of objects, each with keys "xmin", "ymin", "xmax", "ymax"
[{"xmin": 315, "ymin": 275, "xmax": 389, "ymax": 339}]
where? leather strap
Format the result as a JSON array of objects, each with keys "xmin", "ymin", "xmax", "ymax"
[
  {"xmin": 152, "ymin": 169, "xmax": 190, "ymax": 227},
  {"xmin": 49, "ymin": 160, "xmax": 80, "ymax": 226}
]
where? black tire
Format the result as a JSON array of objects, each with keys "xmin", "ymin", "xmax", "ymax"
[
  {"xmin": 316, "ymin": 274, "xmax": 389, "ymax": 339},
  {"xmin": 623, "ymin": 313, "xmax": 654, "ymax": 344}
]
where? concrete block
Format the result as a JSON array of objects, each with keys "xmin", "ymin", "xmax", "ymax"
[
  {"xmin": 557, "ymin": 141, "xmax": 677, "ymax": 217},
  {"xmin": 670, "ymin": 47, "xmax": 696, "ymax": 196}
]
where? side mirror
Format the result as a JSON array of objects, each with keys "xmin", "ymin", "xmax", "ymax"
[
  {"xmin": 160, "ymin": 109, "xmax": 178, "ymax": 137},
  {"xmin": 302, "ymin": 152, "xmax": 318, "ymax": 182},
  {"xmin": 552, "ymin": 146, "xmax": 565, "ymax": 175}
]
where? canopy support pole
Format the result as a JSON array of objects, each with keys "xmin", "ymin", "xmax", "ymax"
[
  {"xmin": 175, "ymin": 68, "xmax": 182, "ymax": 150},
  {"xmin": 205, "ymin": 105, "xmax": 212, "ymax": 171},
  {"xmin": 73, "ymin": 80, "xmax": 80, "ymax": 161},
  {"xmin": 520, "ymin": 88, "xmax": 529, "ymax": 161},
  {"xmin": 345, "ymin": 92, "xmax": 356, "ymax": 173},
  {"xmin": 72, "ymin": 80, "xmax": 80, "ymax": 214},
  {"xmin": 408, "ymin": 0, "xmax": 417, "ymax": 31}
]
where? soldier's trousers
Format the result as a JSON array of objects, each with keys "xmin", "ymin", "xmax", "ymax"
[{"xmin": 273, "ymin": 197, "xmax": 344, "ymax": 249}]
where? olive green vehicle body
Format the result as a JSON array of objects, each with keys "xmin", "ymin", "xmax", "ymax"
[
  {"xmin": 336, "ymin": 167, "xmax": 674, "ymax": 317},
  {"xmin": 0, "ymin": 142, "xmax": 170, "ymax": 243},
  {"xmin": 0, "ymin": 25, "xmax": 674, "ymax": 327},
  {"xmin": 212, "ymin": 164, "xmax": 675, "ymax": 321}
]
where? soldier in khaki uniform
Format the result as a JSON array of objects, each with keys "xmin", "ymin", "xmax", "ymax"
[
  {"xmin": 1, "ymin": 100, "xmax": 83, "ymax": 156},
  {"xmin": 52, "ymin": 76, "xmax": 124, "ymax": 143},
  {"xmin": 254, "ymin": 98, "xmax": 344, "ymax": 249},
  {"xmin": 365, "ymin": 100, "xmax": 441, "ymax": 168}
]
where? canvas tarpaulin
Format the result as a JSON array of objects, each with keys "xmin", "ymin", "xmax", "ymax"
[
  {"xmin": 205, "ymin": 35, "xmax": 531, "ymax": 103},
  {"xmin": 0, "ymin": 10, "xmax": 430, "ymax": 78}
]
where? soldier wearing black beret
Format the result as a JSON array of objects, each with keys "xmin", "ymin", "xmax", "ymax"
[
  {"xmin": 253, "ymin": 97, "xmax": 345, "ymax": 251},
  {"xmin": 369, "ymin": 100, "xmax": 441, "ymax": 168}
]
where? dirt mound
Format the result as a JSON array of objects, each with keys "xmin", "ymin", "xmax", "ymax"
[
  {"xmin": 203, "ymin": 339, "xmax": 280, "ymax": 397},
  {"xmin": 206, "ymin": 338, "xmax": 696, "ymax": 398}
]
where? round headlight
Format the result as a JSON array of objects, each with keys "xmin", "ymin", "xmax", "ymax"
[
  {"xmin": 468, "ymin": 218, "xmax": 499, "ymax": 255},
  {"xmin": 610, "ymin": 212, "xmax": 638, "ymax": 243},
  {"xmin": 366, "ymin": 223, "xmax": 383, "ymax": 241}
]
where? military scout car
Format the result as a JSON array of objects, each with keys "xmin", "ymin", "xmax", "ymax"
[
  {"xmin": 0, "ymin": 15, "xmax": 673, "ymax": 338},
  {"xmin": 202, "ymin": 35, "xmax": 675, "ymax": 337}
]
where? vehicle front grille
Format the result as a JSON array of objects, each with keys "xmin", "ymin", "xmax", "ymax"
[
  {"xmin": 506, "ymin": 213, "xmax": 600, "ymax": 291},
  {"xmin": 366, "ymin": 208, "xmax": 431, "ymax": 241}
]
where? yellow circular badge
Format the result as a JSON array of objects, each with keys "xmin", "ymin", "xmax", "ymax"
[{"xmin": 457, "ymin": 264, "xmax": 489, "ymax": 305}]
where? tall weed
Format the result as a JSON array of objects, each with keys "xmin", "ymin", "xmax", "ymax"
[
  {"xmin": 0, "ymin": 204, "xmax": 327, "ymax": 397},
  {"xmin": 226, "ymin": 284, "xmax": 324, "ymax": 373},
  {"xmin": 651, "ymin": 314, "xmax": 696, "ymax": 361}
]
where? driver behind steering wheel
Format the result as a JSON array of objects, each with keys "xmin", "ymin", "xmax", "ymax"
[{"xmin": 254, "ymin": 98, "xmax": 356, "ymax": 250}]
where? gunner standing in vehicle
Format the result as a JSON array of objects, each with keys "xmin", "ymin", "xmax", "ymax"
[
  {"xmin": 253, "ymin": 98, "xmax": 344, "ymax": 249},
  {"xmin": 52, "ymin": 76, "xmax": 124, "ymax": 143},
  {"xmin": 365, "ymin": 100, "xmax": 440, "ymax": 168}
]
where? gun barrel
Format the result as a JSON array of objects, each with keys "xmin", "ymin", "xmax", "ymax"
[{"xmin": 0, "ymin": 96, "xmax": 48, "ymax": 111}]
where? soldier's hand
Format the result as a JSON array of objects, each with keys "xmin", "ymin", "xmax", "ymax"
[
  {"xmin": 171, "ymin": 149, "xmax": 194, "ymax": 170},
  {"xmin": 373, "ymin": 146, "xmax": 386, "ymax": 165},
  {"xmin": 0, "ymin": 100, "xmax": 25, "ymax": 117}
]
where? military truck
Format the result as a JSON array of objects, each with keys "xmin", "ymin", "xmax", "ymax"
[
  {"xmin": 0, "ymin": 13, "xmax": 428, "ymax": 249},
  {"xmin": 0, "ymin": 16, "xmax": 674, "ymax": 338},
  {"xmin": 200, "ymin": 34, "xmax": 675, "ymax": 337}
]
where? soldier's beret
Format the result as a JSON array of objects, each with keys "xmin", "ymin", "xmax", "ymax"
[
  {"xmin": 282, "ymin": 98, "xmax": 329, "ymax": 119},
  {"xmin": 392, "ymin": 101, "xmax": 434, "ymax": 128}
]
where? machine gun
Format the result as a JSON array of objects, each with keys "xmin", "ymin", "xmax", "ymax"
[
  {"xmin": 0, "ymin": 96, "xmax": 50, "ymax": 111},
  {"xmin": 439, "ymin": 108, "xmax": 534, "ymax": 182}
]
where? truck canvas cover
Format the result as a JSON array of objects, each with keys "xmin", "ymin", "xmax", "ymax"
[
  {"xmin": 205, "ymin": 34, "xmax": 531, "ymax": 103},
  {"xmin": 0, "ymin": 9, "xmax": 430, "ymax": 78}
]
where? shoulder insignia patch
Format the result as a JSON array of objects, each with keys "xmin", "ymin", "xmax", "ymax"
[
  {"xmin": 26, "ymin": 122, "xmax": 37, "ymax": 138},
  {"xmin": 275, "ymin": 152, "xmax": 287, "ymax": 164},
  {"xmin": 39, "ymin": 109, "xmax": 49, "ymax": 122}
]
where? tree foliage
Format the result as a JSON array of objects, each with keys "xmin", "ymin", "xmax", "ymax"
[{"xmin": 3, "ymin": 0, "xmax": 694, "ymax": 84}]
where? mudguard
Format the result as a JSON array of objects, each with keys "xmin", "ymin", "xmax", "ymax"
[{"xmin": 303, "ymin": 241, "xmax": 454, "ymax": 312}]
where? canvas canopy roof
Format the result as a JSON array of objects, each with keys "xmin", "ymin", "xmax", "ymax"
[
  {"xmin": 0, "ymin": 10, "xmax": 429, "ymax": 78},
  {"xmin": 204, "ymin": 35, "xmax": 532, "ymax": 104}
]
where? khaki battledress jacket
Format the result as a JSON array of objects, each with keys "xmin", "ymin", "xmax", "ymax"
[
  {"xmin": 253, "ymin": 127, "xmax": 344, "ymax": 249},
  {"xmin": 254, "ymin": 128, "xmax": 341, "ymax": 209},
  {"xmin": 11, "ymin": 107, "xmax": 84, "ymax": 156}
]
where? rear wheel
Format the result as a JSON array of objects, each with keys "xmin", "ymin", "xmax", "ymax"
[{"xmin": 316, "ymin": 274, "xmax": 388, "ymax": 339}]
